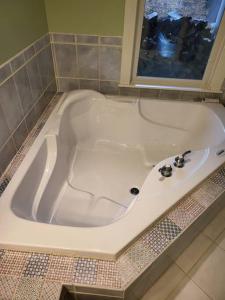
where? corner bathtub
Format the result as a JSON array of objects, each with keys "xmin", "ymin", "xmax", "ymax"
[{"xmin": 0, "ymin": 90, "xmax": 225, "ymax": 259}]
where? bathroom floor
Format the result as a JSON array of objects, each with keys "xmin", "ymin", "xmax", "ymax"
[{"xmin": 140, "ymin": 205, "xmax": 225, "ymax": 300}]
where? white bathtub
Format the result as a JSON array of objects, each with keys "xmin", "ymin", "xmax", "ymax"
[{"xmin": 0, "ymin": 90, "xmax": 225, "ymax": 258}]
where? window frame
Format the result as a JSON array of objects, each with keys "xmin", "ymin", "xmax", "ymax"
[{"xmin": 120, "ymin": 0, "xmax": 225, "ymax": 92}]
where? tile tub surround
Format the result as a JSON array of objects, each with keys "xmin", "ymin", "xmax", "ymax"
[
  {"xmin": 50, "ymin": 32, "xmax": 222, "ymax": 101},
  {"xmin": 50, "ymin": 33, "xmax": 122, "ymax": 95},
  {"xmin": 0, "ymin": 33, "xmax": 56, "ymax": 176},
  {"xmin": 1, "ymin": 94, "xmax": 225, "ymax": 298}
]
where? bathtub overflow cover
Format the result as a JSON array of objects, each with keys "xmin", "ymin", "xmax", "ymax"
[{"xmin": 130, "ymin": 187, "xmax": 139, "ymax": 195}]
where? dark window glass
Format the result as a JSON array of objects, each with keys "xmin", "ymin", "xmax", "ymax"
[{"xmin": 137, "ymin": 0, "xmax": 225, "ymax": 80}]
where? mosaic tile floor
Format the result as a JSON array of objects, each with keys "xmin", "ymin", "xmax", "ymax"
[{"xmin": 0, "ymin": 94, "xmax": 225, "ymax": 299}]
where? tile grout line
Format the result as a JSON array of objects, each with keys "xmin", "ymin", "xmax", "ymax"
[
  {"xmin": 0, "ymin": 33, "xmax": 50, "ymax": 69},
  {"xmin": 0, "ymin": 70, "xmax": 25, "ymax": 156},
  {"xmin": 179, "ymin": 240, "xmax": 219, "ymax": 300},
  {"xmin": 0, "ymin": 78, "xmax": 55, "ymax": 155},
  {"xmin": 97, "ymin": 35, "xmax": 100, "ymax": 91},
  {"xmin": 51, "ymin": 41, "xmax": 122, "ymax": 48},
  {"xmin": 0, "ymin": 42, "xmax": 51, "ymax": 88},
  {"xmin": 11, "ymin": 62, "xmax": 28, "ymax": 122},
  {"xmin": 172, "ymin": 241, "xmax": 216, "ymax": 298},
  {"xmin": 173, "ymin": 233, "xmax": 213, "ymax": 272},
  {"xmin": 22, "ymin": 64, "xmax": 34, "ymax": 135},
  {"xmin": 50, "ymin": 38, "xmax": 60, "ymax": 91},
  {"xmin": 165, "ymin": 262, "xmax": 214, "ymax": 300},
  {"xmin": 165, "ymin": 274, "xmax": 213, "ymax": 300},
  {"xmin": 98, "ymin": 41, "xmax": 102, "ymax": 91},
  {"xmin": 205, "ymin": 226, "xmax": 225, "ymax": 252},
  {"xmin": 74, "ymin": 36, "xmax": 80, "ymax": 90},
  {"xmin": 159, "ymin": 262, "xmax": 187, "ymax": 300},
  {"xmin": 56, "ymin": 76, "xmax": 118, "ymax": 82},
  {"xmin": 0, "ymin": 91, "xmax": 58, "ymax": 181},
  {"xmin": 184, "ymin": 274, "xmax": 214, "ymax": 300},
  {"xmin": 50, "ymin": 31, "xmax": 123, "ymax": 38}
]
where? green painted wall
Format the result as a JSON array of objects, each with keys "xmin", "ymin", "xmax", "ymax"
[
  {"xmin": 0, "ymin": 0, "xmax": 48, "ymax": 65},
  {"xmin": 0, "ymin": 0, "xmax": 125, "ymax": 64},
  {"xmin": 44, "ymin": 0, "xmax": 125, "ymax": 36}
]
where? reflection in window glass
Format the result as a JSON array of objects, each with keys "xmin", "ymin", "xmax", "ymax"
[{"xmin": 137, "ymin": 0, "xmax": 225, "ymax": 80}]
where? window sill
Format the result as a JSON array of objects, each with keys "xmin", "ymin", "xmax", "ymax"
[{"xmin": 118, "ymin": 83, "xmax": 222, "ymax": 94}]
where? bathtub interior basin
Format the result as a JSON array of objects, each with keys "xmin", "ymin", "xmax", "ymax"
[{"xmin": 10, "ymin": 91, "xmax": 225, "ymax": 229}]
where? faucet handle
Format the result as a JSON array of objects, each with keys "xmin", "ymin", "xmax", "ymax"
[
  {"xmin": 182, "ymin": 150, "xmax": 191, "ymax": 158},
  {"xmin": 159, "ymin": 164, "xmax": 172, "ymax": 177},
  {"xmin": 174, "ymin": 150, "xmax": 191, "ymax": 168}
]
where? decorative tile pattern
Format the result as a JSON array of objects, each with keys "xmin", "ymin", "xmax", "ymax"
[
  {"xmin": 191, "ymin": 179, "xmax": 224, "ymax": 208},
  {"xmin": 96, "ymin": 260, "xmax": 121, "ymax": 289},
  {"xmin": 46, "ymin": 256, "xmax": 77, "ymax": 283},
  {"xmin": 168, "ymin": 196, "xmax": 205, "ymax": 229},
  {"xmin": 0, "ymin": 251, "xmax": 28, "ymax": 276},
  {"xmin": 191, "ymin": 185, "xmax": 216, "ymax": 208},
  {"xmin": 124, "ymin": 240, "xmax": 156, "ymax": 272},
  {"xmin": 14, "ymin": 277, "xmax": 44, "ymax": 300},
  {"xmin": 0, "ymin": 249, "xmax": 5, "ymax": 259},
  {"xmin": 0, "ymin": 275, "xmax": 19, "ymax": 300},
  {"xmin": 4, "ymin": 152, "xmax": 26, "ymax": 179},
  {"xmin": 201, "ymin": 178, "xmax": 224, "ymax": 198},
  {"xmin": 156, "ymin": 217, "xmax": 182, "ymax": 240},
  {"xmin": 141, "ymin": 227, "xmax": 170, "ymax": 255},
  {"xmin": 23, "ymin": 253, "xmax": 50, "ymax": 278},
  {"xmin": 39, "ymin": 281, "xmax": 62, "ymax": 300},
  {"xmin": 0, "ymin": 176, "xmax": 10, "ymax": 196},
  {"xmin": 116, "ymin": 253, "xmax": 138, "ymax": 286},
  {"xmin": 209, "ymin": 166, "xmax": 225, "ymax": 189},
  {"xmin": 74, "ymin": 258, "xmax": 98, "ymax": 285}
]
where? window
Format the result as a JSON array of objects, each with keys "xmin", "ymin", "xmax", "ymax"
[{"xmin": 120, "ymin": 0, "xmax": 225, "ymax": 92}]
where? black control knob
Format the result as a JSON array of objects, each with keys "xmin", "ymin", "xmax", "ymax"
[
  {"xmin": 159, "ymin": 164, "xmax": 172, "ymax": 177},
  {"xmin": 174, "ymin": 155, "xmax": 185, "ymax": 168}
]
